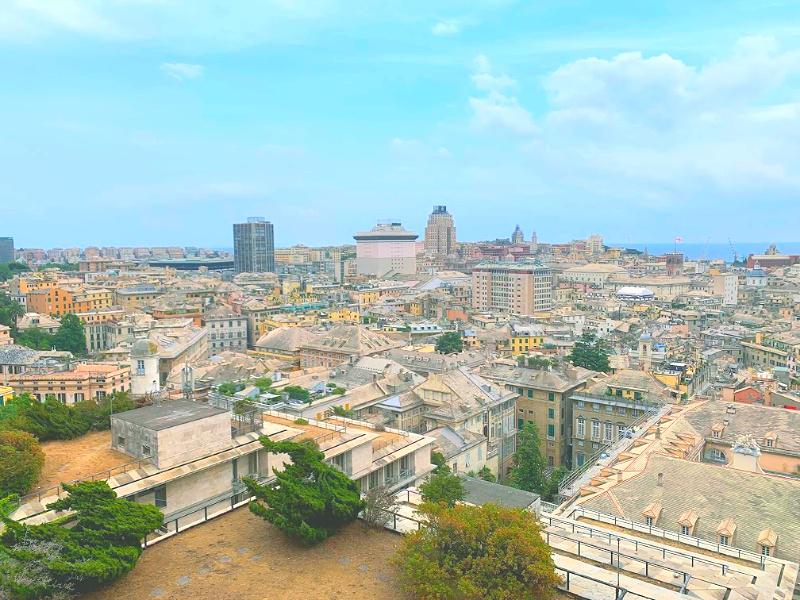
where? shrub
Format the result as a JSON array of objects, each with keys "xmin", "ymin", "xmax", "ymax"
[
  {"xmin": 244, "ymin": 438, "xmax": 364, "ymax": 545},
  {"xmin": 395, "ymin": 503, "xmax": 562, "ymax": 600},
  {"xmin": 361, "ymin": 486, "xmax": 397, "ymax": 530},
  {"xmin": 0, "ymin": 430, "xmax": 44, "ymax": 497},
  {"xmin": 293, "ymin": 418, "xmax": 308, "ymax": 425},
  {"xmin": 419, "ymin": 469, "xmax": 465, "ymax": 508},
  {"xmin": 0, "ymin": 481, "xmax": 163, "ymax": 598}
]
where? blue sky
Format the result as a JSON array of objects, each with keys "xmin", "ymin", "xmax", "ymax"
[{"xmin": 2, "ymin": 1, "xmax": 800, "ymax": 248}]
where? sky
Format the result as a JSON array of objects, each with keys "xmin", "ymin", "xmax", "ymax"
[{"xmin": 2, "ymin": 1, "xmax": 800, "ymax": 249}]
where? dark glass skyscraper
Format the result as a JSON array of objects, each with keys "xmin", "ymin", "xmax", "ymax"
[
  {"xmin": 233, "ymin": 218, "xmax": 274, "ymax": 273},
  {"xmin": 0, "ymin": 237, "xmax": 14, "ymax": 264}
]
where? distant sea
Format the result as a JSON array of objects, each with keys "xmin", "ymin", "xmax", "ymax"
[{"xmin": 606, "ymin": 242, "xmax": 800, "ymax": 262}]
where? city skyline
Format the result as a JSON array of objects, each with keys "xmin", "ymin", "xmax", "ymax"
[{"xmin": 2, "ymin": 2, "xmax": 800, "ymax": 246}]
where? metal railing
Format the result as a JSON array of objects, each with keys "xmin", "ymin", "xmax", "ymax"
[
  {"xmin": 568, "ymin": 507, "xmax": 769, "ymax": 568},
  {"xmin": 543, "ymin": 525, "xmax": 734, "ymax": 595},
  {"xmin": 541, "ymin": 513, "xmax": 758, "ymax": 578},
  {"xmin": 555, "ymin": 565, "xmax": 659, "ymax": 600},
  {"xmin": 19, "ymin": 456, "xmax": 154, "ymax": 505}
]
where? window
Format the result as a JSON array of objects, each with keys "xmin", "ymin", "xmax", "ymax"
[
  {"xmin": 142, "ymin": 444, "xmax": 151, "ymax": 457},
  {"xmin": 518, "ymin": 418, "xmax": 525, "ymax": 430},
  {"xmin": 761, "ymin": 545, "xmax": 771, "ymax": 557},
  {"xmin": 576, "ymin": 453, "xmax": 585, "ymax": 467},
  {"xmin": 681, "ymin": 525, "xmax": 690, "ymax": 536},
  {"xmin": 547, "ymin": 424, "xmax": 555, "ymax": 438},
  {"xmin": 591, "ymin": 420, "xmax": 600, "ymax": 440},
  {"xmin": 576, "ymin": 417, "xmax": 585, "ymax": 438},
  {"xmin": 603, "ymin": 422, "xmax": 613, "ymax": 441},
  {"xmin": 154, "ymin": 485, "xmax": 167, "ymax": 508},
  {"xmin": 527, "ymin": 389, "xmax": 533, "ymax": 398},
  {"xmin": 645, "ymin": 516, "xmax": 654, "ymax": 527},
  {"xmin": 548, "ymin": 392, "xmax": 555, "ymax": 402},
  {"xmin": 765, "ymin": 439, "xmax": 773, "ymax": 448},
  {"xmin": 548, "ymin": 408, "xmax": 555, "ymax": 419},
  {"xmin": 712, "ymin": 430, "xmax": 720, "ymax": 439},
  {"xmin": 117, "ymin": 436, "xmax": 125, "ymax": 447},
  {"xmin": 719, "ymin": 535, "xmax": 729, "ymax": 546},
  {"xmin": 136, "ymin": 359, "xmax": 145, "ymax": 375}
]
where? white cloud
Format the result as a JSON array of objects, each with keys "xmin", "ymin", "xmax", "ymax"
[
  {"xmin": 468, "ymin": 54, "xmax": 534, "ymax": 135},
  {"xmin": 160, "ymin": 62, "xmax": 205, "ymax": 81},
  {"xmin": 470, "ymin": 53, "xmax": 516, "ymax": 91},
  {"xmin": 432, "ymin": 19, "xmax": 461, "ymax": 36}
]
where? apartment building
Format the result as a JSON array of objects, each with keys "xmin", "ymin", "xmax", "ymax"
[
  {"xmin": 482, "ymin": 363, "xmax": 596, "ymax": 469},
  {"xmin": 472, "ymin": 262, "xmax": 553, "ymax": 315},
  {"xmin": 204, "ymin": 309, "xmax": 248, "ymax": 355},
  {"xmin": 742, "ymin": 331, "xmax": 800, "ymax": 375},
  {"xmin": 496, "ymin": 323, "xmax": 545, "ymax": 356},
  {"xmin": 8, "ymin": 363, "xmax": 130, "ymax": 404},
  {"xmin": 570, "ymin": 369, "xmax": 678, "ymax": 468}
]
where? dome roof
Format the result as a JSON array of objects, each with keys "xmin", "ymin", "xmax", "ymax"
[
  {"xmin": 616, "ymin": 286, "xmax": 654, "ymax": 298},
  {"xmin": 131, "ymin": 338, "xmax": 158, "ymax": 358}
]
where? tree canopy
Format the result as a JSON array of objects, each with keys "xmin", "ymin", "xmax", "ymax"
[
  {"xmin": 0, "ymin": 262, "xmax": 28, "ymax": 283},
  {"xmin": 0, "ymin": 481, "xmax": 163, "ymax": 598},
  {"xmin": 435, "ymin": 332, "xmax": 463, "ymax": 355},
  {"xmin": 0, "ymin": 430, "xmax": 44, "ymax": 497},
  {"xmin": 568, "ymin": 332, "xmax": 610, "ymax": 373},
  {"xmin": 16, "ymin": 313, "xmax": 87, "ymax": 355},
  {"xmin": 0, "ymin": 293, "xmax": 24, "ymax": 330},
  {"xmin": 0, "ymin": 393, "xmax": 135, "ymax": 442},
  {"xmin": 419, "ymin": 465, "xmax": 465, "ymax": 508},
  {"xmin": 510, "ymin": 422, "xmax": 566, "ymax": 502},
  {"xmin": 395, "ymin": 502, "xmax": 562, "ymax": 600},
  {"xmin": 244, "ymin": 438, "xmax": 364, "ymax": 545}
]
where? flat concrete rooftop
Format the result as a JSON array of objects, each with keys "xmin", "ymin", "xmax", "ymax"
[{"xmin": 112, "ymin": 400, "xmax": 228, "ymax": 431}]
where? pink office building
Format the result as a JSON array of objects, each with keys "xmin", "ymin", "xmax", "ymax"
[{"xmin": 354, "ymin": 221, "xmax": 418, "ymax": 277}]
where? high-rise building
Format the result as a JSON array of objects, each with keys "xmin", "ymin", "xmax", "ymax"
[
  {"xmin": 472, "ymin": 262, "xmax": 553, "ymax": 315},
  {"xmin": 354, "ymin": 221, "xmax": 418, "ymax": 276},
  {"xmin": 587, "ymin": 234, "xmax": 604, "ymax": 255},
  {"xmin": 423, "ymin": 205, "xmax": 456, "ymax": 256},
  {"xmin": 0, "ymin": 237, "xmax": 14, "ymax": 264},
  {"xmin": 233, "ymin": 218, "xmax": 275, "ymax": 274},
  {"xmin": 511, "ymin": 225, "xmax": 525, "ymax": 244}
]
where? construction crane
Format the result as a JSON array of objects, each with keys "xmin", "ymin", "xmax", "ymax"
[{"xmin": 728, "ymin": 238, "xmax": 738, "ymax": 264}]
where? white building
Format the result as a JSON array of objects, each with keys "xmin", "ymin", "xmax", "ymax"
[
  {"xmin": 354, "ymin": 221, "xmax": 419, "ymax": 277},
  {"xmin": 130, "ymin": 338, "xmax": 160, "ymax": 397}
]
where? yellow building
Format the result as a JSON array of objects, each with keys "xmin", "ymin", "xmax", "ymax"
[
  {"xmin": 325, "ymin": 308, "xmax": 360, "ymax": 324},
  {"xmin": 0, "ymin": 385, "xmax": 13, "ymax": 405},
  {"xmin": 500, "ymin": 324, "xmax": 545, "ymax": 356},
  {"xmin": 72, "ymin": 288, "xmax": 114, "ymax": 313}
]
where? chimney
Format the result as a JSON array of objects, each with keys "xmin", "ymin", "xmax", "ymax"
[{"xmin": 657, "ymin": 472, "xmax": 663, "ymax": 486}]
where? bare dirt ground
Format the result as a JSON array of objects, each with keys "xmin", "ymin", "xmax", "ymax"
[
  {"xmin": 89, "ymin": 507, "xmax": 408, "ymax": 600},
  {"xmin": 37, "ymin": 430, "xmax": 129, "ymax": 489}
]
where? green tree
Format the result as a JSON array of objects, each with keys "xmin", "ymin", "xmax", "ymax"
[
  {"xmin": 476, "ymin": 465, "xmax": 496, "ymax": 482},
  {"xmin": 283, "ymin": 385, "xmax": 311, "ymax": 402},
  {"xmin": 15, "ymin": 327, "xmax": 54, "ymax": 351},
  {"xmin": 395, "ymin": 503, "xmax": 562, "ymax": 600},
  {"xmin": 568, "ymin": 332, "xmax": 610, "ymax": 372},
  {"xmin": 527, "ymin": 355, "xmax": 554, "ymax": 369},
  {"xmin": 244, "ymin": 438, "xmax": 364, "ymax": 545},
  {"xmin": 331, "ymin": 405, "xmax": 353, "ymax": 418},
  {"xmin": 510, "ymin": 423, "xmax": 565, "ymax": 502},
  {"xmin": 0, "ymin": 430, "xmax": 44, "ymax": 497},
  {"xmin": 38, "ymin": 262, "xmax": 79, "ymax": 272},
  {"xmin": 0, "ymin": 481, "xmax": 163, "ymax": 598},
  {"xmin": 0, "ymin": 293, "xmax": 24, "ymax": 330},
  {"xmin": 0, "ymin": 262, "xmax": 29, "ymax": 283},
  {"xmin": 52, "ymin": 313, "xmax": 86, "ymax": 355},
  {"xmin": 419, "ymin": 469, "xmax": 465, "ymax": 508},
  {"xmin": 252, "ymin": 377, "xmax": 273, "ymax": 393},
  {"xmin": 435, "ymin": 331, "xmax": 463, "ymax": 354},
  {"xmin": 217, "ymin": 382, "xmax": 243, "ymax": 396}
]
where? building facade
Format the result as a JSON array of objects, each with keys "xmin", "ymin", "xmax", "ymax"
[
  {"xmin": 204, "ymin": 310, "xmax": 248, "ymax": 355},
  {"xmin": 423, "ymin": 205, "xmax": 456, "ymax": 256},
  {"xmin": 233, "ymin": 217, "xmax": 275, "ymax": 274},
  {"xmin": 354, "ymin": 221, "xmax": 418, "ymax": 276},
  {"xmin": 472, "ymin": 262, "xmax": 554, "ymax": 315},
  {"xmin": 8, "ymin": 363, "xmax": 130, "ymax": 404},
  {"xmin": 0, "ymin": 237, "xmax": 14, "ymax": 264}
]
